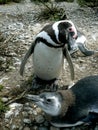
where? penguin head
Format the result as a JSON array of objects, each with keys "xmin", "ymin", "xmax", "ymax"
[
  {"xmin": 59, "ymin": 20, "xmax": 78, "ymax": 40},
  {"xmin": 65, "ymin": 20, "xmax": 78, "ymax": 39},
  {"xmin": 26, "ymin": 92, "xmax": 62, "ymax": 116}
]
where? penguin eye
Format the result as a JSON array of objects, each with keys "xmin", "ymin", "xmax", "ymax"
[{"xmin": 68, "ymin": 27, "xmax": 72, "ymax": 32}]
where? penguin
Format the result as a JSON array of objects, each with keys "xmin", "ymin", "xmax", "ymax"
[
  {"xmin": 26, "ymin": 75, "xmax": 98, "ymax": 128},
  {"xmin": 20, "ymin": 20, "xmax": 77, "ymax": 88},
  {"xmin": 68, "ymin": 30, "xmax": 98, "ymax": 56}
]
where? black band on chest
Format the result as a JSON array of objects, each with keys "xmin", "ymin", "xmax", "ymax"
[{"xmin": 35, "ymin": 37, "xmax": 65, "ymax": 48}]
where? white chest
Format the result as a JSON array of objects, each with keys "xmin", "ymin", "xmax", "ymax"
[{"xmin": 33, "ymin": 42, "xmax": 64, "ymax": 80}]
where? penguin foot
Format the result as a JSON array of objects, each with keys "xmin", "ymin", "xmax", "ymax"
[
  {"xmin": 46, "ymin": 83, "xmax": 58, "ymax": 92},
  {"xmin": 31, "ymin": 76, "xmax": 58, "ymax": 91}
]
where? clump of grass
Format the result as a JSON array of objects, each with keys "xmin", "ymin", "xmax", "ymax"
[
  {"xmin": 0, "ymin": 0, "xmax": 22, "ymax": 4},
  {"xmin": 0, "ymin": 85, "xmax": 4, "ymax": 91},
  {"xmin": 35, "ymin": 1, "xmax": 67, "ymax": 21},
  {"xmin": 77, "ymin": 0, "xmax": 98, "ymax": 7},
  {"xmin": 55, "ymin": 0, "xmax": 74, "ymax": 2},
  {"xmin": 0, "ymin": 98, "xmax": 8, "ymax": 113}
]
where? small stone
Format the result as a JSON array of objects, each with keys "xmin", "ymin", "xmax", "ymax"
[
  {"xmin": 22, "ymin": 111, "xmax": 28, "ymax": 118},
  {"xmin": 24, "ymin": 102, "xmax": 30, "ymax": 106},
  {"xmin": 35, "ymin": 115, "xmax": 45, "ymax": 124},
  {"xmin": 44, "ymin": 121, "xmax": 49, "ymax": 126},
  {"xmin": 36, "ymin": 107, "xmax": 42, "ymax": 113},
  {"xmin": 2, "ymin": 97, "xmax": 8, "ymax": 103},
  {"xmin": 50, "ymin": 126, "xmax": 60, "ymax": 130},
  {"xmin": 23, "ymin": 118, "xmax": 31, "ymax": 124},
  {"xmin": 32, "ymin": 126, "xmax": 38, "ymax": 130},
  {"xmin": 23, "ymin": 127, "xmax": 30, "ymax": 130},
  {"xmin": 38, "ymin": 126, "xmax": 48, "ymax": 130},
  {"xmin": 32, "ymin": 110, "xmax": 37, "ymax": 115}
]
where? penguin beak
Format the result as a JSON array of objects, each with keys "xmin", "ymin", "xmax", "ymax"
[
  {"xmin": 25, "ymin": 94, "xmax": 43, "ymax": 102},
  {"xmin": 68, "ymin": 26, "xmax": 77, "ymax": 39}
]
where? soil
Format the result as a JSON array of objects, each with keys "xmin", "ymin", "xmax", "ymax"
[{"xmin": 0, "ymin": 1, "xmax": 98, "ymax": 130}]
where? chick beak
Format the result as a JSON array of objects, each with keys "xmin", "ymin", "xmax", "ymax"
[{"xmin": 25, "ymin": 94, "xmax": 41, "ymax": 102}]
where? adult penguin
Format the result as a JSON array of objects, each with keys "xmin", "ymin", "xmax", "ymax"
[{"xmin": 20, "ymin": 20, "xmax": 77, "ymax": 89}]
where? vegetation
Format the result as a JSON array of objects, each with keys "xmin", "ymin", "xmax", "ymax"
[
  {"xmin": 0, "ymin": 85, "xmax": 4, "ymax": 91},
  {"xmin": 0, "ymin": 86, "xmax": 8, "ymax": 113},
  {"xmin": 77, "ymin": 0, "xmax": 98, "ymax": 7},
  {"xmin": 0, "ymin": 98, "xmax": 8, "ymax": 113},
  {"xmin": 55, "ymin": 0, "xmax": 74, "ymax": 2},
  {"xmin": 34, "ymin": 1, "xmax": 67, "ymax": 21},
  {"xmin": 0, "ymin": 0, "xmax": 21, "ymax": 4},
  {"xmin": 31, "ymin": 0, "xmax": 49, "ymax": 2}
]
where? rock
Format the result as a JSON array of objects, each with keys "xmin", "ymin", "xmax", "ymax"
[
  {"xmin": 23, "ymin": 118, "xmax": 31, "ymax": 124},
  {"xmin": 23, "ymin": 127, "xmax": 31, "ymax": 130},
  {"xmin": 35, "ymin": 115, "xmax": 45, "ymax": 124},
  {"xmin": 32, "ymin": 126, "xmax": 38, "ymax": 130},
  {"xmin": 22, "ymin": 111, "xmax": 28, "ymax": 118},
  {"xmin": 1, "ymin": 97, "xmax": 9, "ymax": 103},
  {"xmin": 44, "ymin": 121, "xmax": 49, "ymax": 126},
  {"xmin": 50, "ymin": 126, "xmax": 60, "ymax": 130},
  {"xmin": 38, "ymin": 126, "xmax": 48, "ymax": 130}
]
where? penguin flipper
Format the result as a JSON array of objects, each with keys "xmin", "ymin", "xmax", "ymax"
[
  {"xmin": 51, "ymin": 120, "xmax": 84, "ymax": 127},
  {"xmin": 78, "ymin": 43, "xmax": 94, "ymax": 56},
  {"xmin": 63, "ymin": 44, "xmax": 74, "ymax": 81},
  {"xmin": 20, "ymin": 41, "xmax": 36, "ymax": 76},
  {"xmin": 82, "ymin": 111, "xmax": 98, "ymax": 128}
]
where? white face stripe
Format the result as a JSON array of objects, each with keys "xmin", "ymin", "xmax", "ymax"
[
  {"xmin": 52, "ymin": 22, "xmax": 60, "ymax": 43},
  {"xmin": 36, "ymin": 31, "xmax": 60, "ymax": 46}
]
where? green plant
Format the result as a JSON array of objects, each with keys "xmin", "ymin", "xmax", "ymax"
[
  {"xmin": 31, "ymin": 0, "xmax": 49, "ymax": 2},
  {"xmin": 0, "ymin": 85, "xmax": 4, "ymax": 91},
  {"xmin": 55, "ymin": 0, "xmax": 74, "ymax": 2},
  {"xmin": 35, "ymin": 1, "xmax": 67, "ymax": 21},
  {"xmin": 77, "ymin": 0, "xmax": 98, "ymax": 7},
  {"xmin": 0, "ymin": 0, "xmax": 8, "ymax": 4},
  {"xmin": 0, "ymin": 0, "xmax": 22, "ymax": 4},
  {"xmin": 0, "ymin": 98, "xmax": 8, "ymax": 113}
]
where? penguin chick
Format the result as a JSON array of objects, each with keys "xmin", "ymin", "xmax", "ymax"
[
  {"xmin": 20, "ymin": 20, "xmax": 77, "ymax": 84},
  {"xmin": 68, "ymin": 30, "xmax": 98, "ymax": 56},
  {"xmin": 26, "ymin": 75, "xmax": 98, "ymax": 128}
]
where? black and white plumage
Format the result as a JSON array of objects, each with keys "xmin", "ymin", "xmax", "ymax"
[
  {"xmin": 26, "ymin": 75, "xmax": 98, "ymax": 128},
  {"xmin": 20, "ymin": 20, "xmax": 77, "ymax": 82}
]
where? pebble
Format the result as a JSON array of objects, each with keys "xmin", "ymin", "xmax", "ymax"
[
  {"xmin": 38, "ymin": 126, "xmax": 48, "ymax": 130},
  {"xmin": 1, "ymin": 97, "xmax": 9, "ymax": 103},
  {"xmin": 50, "ymin": 126, "xmax": 60, "ymax": 130},
  {"xmin": 23, "ymin": 127, "xmax": 31, "ymax": 130},
  {"xmin": 23, "ymin": 118, "xmax": 31, "ymax": 124},
  {"xmin": 32, "ymin": 126, "xmax": 38, "ymax": 130},
  {"xmin": 22, "ymin": 111, "xmax": 28, "ymax": 118},
  {"xmin": 1, "ymin": 1, "xmax": 98, "ymax": 130},
  {"xmin": 35, "ymin": 115, "xmax": 45, "ymax": 124}
]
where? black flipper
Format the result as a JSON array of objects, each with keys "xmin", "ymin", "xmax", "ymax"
[
  {"xmin": 63, "ymin": 44, "xmax": 74, "ymax": 81},
  {"xmin": 20, "ymin": 41, "xmax": 36, "ymax": 76},
  {"xmin": 82, "ymin": 112, "xmax": 98, "ymax": 129}
]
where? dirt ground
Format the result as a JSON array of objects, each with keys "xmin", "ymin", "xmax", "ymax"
[{"xmin": 0, "ymin": 1, "xmax": 98, "ymax": 130}]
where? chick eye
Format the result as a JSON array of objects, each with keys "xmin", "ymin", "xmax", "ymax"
[{"xmin": 46, "ymin": 99, "xmax": 51, "ymax": 103}]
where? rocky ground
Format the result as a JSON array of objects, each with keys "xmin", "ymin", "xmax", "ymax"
[{"xmin": 0, "ymin": 1, "xmax": 98, "ymax": 130}]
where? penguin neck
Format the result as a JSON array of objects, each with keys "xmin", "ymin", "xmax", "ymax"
[{"xmin": 58, "ymin": 89, "xmax": 75, "ymax": 117}]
